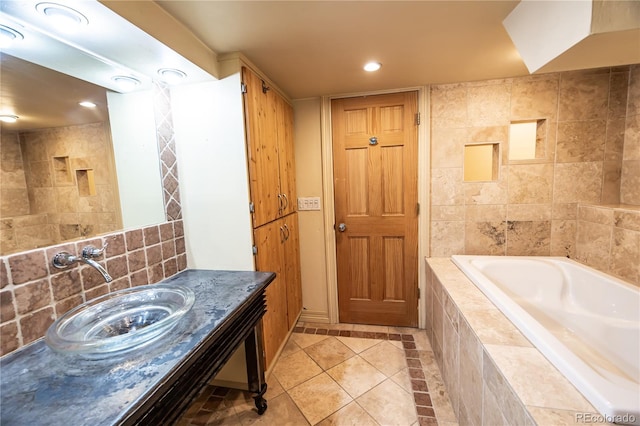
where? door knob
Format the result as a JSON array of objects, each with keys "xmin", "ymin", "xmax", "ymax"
[{"xmin": 337, "ymin": 223, "xmax": 346, "ymax": 232}]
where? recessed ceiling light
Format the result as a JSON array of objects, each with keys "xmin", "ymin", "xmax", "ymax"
[
  {"xmin": 35, "ymin": 2, "xmax": 89, "ymax": 31},
  {"xmin": 79, "ymin": 101, "xmax": 96, "ymax": 108},
  {"xmin": 158, "ymin": 68, "xmax": 187, "ymax": 84},
  {"xmin": 0, "ymin": 25, "xmax": 24, "ymax": 48},
  {"xmin": 364, "ymin": 62, "xmax": 382, "ymax": 72},
  {"xmin": 0, "ymin": 115, "xmax": 19, "ymax": 123},
  {"xmin": 112, "ymin": 76, "xmax": 141, "ymax": 92}
]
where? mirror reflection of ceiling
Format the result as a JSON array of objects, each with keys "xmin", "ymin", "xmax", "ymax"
[{"xmin": 0, "ymin": 53, "xmax": 109, "ymax": 132}]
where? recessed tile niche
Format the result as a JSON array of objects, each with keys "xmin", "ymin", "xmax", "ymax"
[
  {"xmin": 463, "ymin": 143, "xmax": 499, "ymax": 182},
  {"xmin": 508, "ymin": 119, "xmax": 547, "ymax": 161}
]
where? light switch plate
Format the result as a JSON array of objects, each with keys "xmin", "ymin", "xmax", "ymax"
[{"xmin": 297, "ymin": 197, "xmax": 321, "ymax": 211}]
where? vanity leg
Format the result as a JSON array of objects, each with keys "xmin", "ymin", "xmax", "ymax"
[{"xmin": 244, "ymin": 323, "xmax": 268, "ymax": 415}]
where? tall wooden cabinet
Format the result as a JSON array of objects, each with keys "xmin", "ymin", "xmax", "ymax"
[{"xmin": 242, "ymin": 67, "xmax": 302, "ymax": 370}]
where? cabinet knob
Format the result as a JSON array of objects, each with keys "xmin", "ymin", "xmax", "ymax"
[{"xmin": 337, "ymin": 223, "xmax": 346, "ymax": 232}]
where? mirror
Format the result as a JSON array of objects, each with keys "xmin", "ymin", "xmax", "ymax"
[
  {"xmin": 0, "ymin": 0, "xmax": 215, "ymax": 256},
  {"xmin": 0, "ymin": 52, "xmax": 165, "ymax": 256}
]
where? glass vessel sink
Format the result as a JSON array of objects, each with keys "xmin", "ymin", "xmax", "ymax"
[{"xmin": 45, "ymin": 284, "xmax": 195, "ymax": 358}]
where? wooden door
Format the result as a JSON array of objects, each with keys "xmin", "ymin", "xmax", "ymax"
[
  {"xmin": 276, "ymin": 95, "xmax": 297, "ymax": 216},
  {"xmin": 253, "ymin": 220, "xmax": 288, "ymax": 368},
  {"xmin": 332, "ymin": 92, "xmax": 419, "ymax": 327},
  {"xmin": 283, "ymin": 213, "xmax": 302, "ymax": 328},
  {"xmin": 243, "ymin": 67, "xmax": 280, "ymax": 228}
]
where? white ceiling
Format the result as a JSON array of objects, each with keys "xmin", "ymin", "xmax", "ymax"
[{"xmin": 156, "ymin": 0, "xmax": 531, "ymax": 99}]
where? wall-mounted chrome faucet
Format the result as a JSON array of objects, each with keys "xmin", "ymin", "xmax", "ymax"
[{"xmin": 52, "ymin": 244, "xmax": 113, "ymax": 283}]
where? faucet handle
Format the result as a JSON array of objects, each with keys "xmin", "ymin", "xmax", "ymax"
[
  {"xmin": 52, "ymin": 252, "xmax": 79, "ymax": 269},
  {"xmin": 81, "ymin": 243, "xmax": 108, "ymax": 259}
]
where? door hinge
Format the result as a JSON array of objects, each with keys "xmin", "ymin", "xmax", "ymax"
[
  {"xmin": 249, "ymin": 202, "xmax": 255, "ymax": 213},
  {"xmin": 415, "ymin": 112, "xmax": 421, "ymax": 125},
  {"xmin": 417, "ymin": 287, "xmax": 421, "ymax": 299},
  {"xmin": 252, "ymin": 245, "xmax": 258, "ymax": 255},
  {"xmin": 416, "ymin": 202, "xmax": 420, "ymax": 215},
  {"xmin": 241, "ymin": 82, "xmax": 247, "ymax": 94}
]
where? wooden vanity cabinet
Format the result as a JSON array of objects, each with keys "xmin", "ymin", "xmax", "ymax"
[{"xmin": 242, "ymin": 66, "xmax": 302, "ymax": 370}]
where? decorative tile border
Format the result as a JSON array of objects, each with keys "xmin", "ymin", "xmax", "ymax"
[{"xmin": 153, "ymin": 81, "xmax": 182, "ymax": 221}]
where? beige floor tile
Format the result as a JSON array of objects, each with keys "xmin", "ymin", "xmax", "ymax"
[
  {"xmin": 357, "ymin": 379, "xmax": 417, "ymax": 425},
  {"xmin": 428, "ymin": 378, "xmax": 458, "ymax": 423},
  {"xmin": 291, "ymin": 332, "xmax": 330, "ymax": 349},
  {"xmin": 389, "ymin": 339, "xmax": 405, "ymax": 350},
  {"xmin": 272, "ymin": 350, "xmax": 323, "ymax": 390},
  {"xmin": 390, "ymin": 367, "xmax": 413, "ymax": 393},
  {"xmin": 351, "ymin": 324, "xmax": 390, "ymax": 333},
  {"xmin": 303, "ymin": 322, "xmax": 333, "ymax": 329},
  {"xmin": 316, "ymin": 401, "xmax": 379, "ymax": 426},
  {"xmin": 360, "ymin": 340, "xmax": 407, "ymax": 377},
  {"xmin": 304, "ymin": 337, "xmax": 356, "ymax": 370},
  {"xmin": 336, "ymin": 336, "xmax": 382, "ymax": 354},
  {"xmin": 237, "ymin": 392, "xmax": 310, "ymax": 426},
  {"xmin": 389, "ymin": 326, "xmax": 421, "ymax": 335},
  {"xmin": 413, "ymin": 332, "xmax": 432, "ymax": 351},
  {"xmin": 326, "ymin": 355, "xmax": 387, "ymax": 398},
  {"xmin": 328, "ymin": 323, "xmax": 355, "ymax": 331},
  {"xmin": 264, "ymin": 375, "xmax": 285, "ymax": 400},
  {"xmin": 280, "ymin": 337, "xmax": 303, "ymax": 358},
  {"xmin": 193, "ymin": 406, "xmax": 241, "ymax": 425},
  {"xmin": 288, "ymin": 373, "xmax": 353, "ymax": 425}
]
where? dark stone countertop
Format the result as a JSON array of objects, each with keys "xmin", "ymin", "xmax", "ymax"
[{"xmin": 0, "ymin": 269, "xmax": 275, "ymax": 426}]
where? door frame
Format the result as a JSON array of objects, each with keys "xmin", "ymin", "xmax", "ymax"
[{"xmin": 320, "ymin": 86, "xmax": 431, "ymax": 328}]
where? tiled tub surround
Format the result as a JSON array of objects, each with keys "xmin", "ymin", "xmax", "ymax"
[
  {"xmin": 425, "ymin": 258, "xmax": 615, "ymax": 426},
  {"xmin": 575, "ymin": 204, "xmax": 640, "ymax": 286},
  {"xmin": 0, "ymin": 220, "xmax": 187, "ymax": 356},
  {"xmin": 430, "ymin": 65, "xmax": 640, "ymax": 267}
]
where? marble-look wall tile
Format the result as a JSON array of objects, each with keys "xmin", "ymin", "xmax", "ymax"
[
  {"xmin": 431, "ymin": 206, "xmax": 465, "ymax": 221},
  {"xmin": 609, "ymin": 227, "xmax": 639, "ymax": 284},
  {"xmin": 558, "ymin": 70, "xmax": 610, "ymax": 121},
  {"xmin": 508, "ymin": 163, "xmax": 553, "ymax": 204},
  {"xmin": 430, "ymin": 84, "xmax": 468, "ymax": 129},
  {"xmin": 430, "ymin": 222, "xmax": 465, "ymax": 257},
  {"xmin": 510, "ymin": 75, "xmax": 559, "ymax": 120},
  {"xmin": 467, "ymin": 83, "xmax": 511, "ymax": 127},
  {"xmin": 575, "ymin": 220, "xmax": 612, "ymax": 273},
  {"xmin": 604, "ymin": 117, "xmax": 626, "ymax": 162},
  {"xmin": 507, "ymin": 204, "xmax": 551, "ymax": 221},
  {"xmin": 601, "ymin": 160, "xmax": 622, "ymax": 204},
  {"xmin": 556, "ymin": 120, "xmax": 606, "ymax": 163},
  {"xmin": 465, "ymin": 221, "xmax": 506, "ymax": 255},
  {"xmin": 621, "ymin": 160, "xmax": 640, "ymax": 205},
  {"xmin": 465, "ymin": 204, "xmax": 506, "ymax": 222},
  {"xmin": 431, "ymin": 128, "xmax": 466, "ymax": 168},
  {"xmin": 553, "ymin": 162, "xmax": 603, "ymax": 204},
  {"xmin": 432, "ymin": 168, "xmax": 464, "ymax": 206},
  {"xmin": 614, "ymin": 209, "xmax": 640, "ymax": 232},
  {"xmin": 608, "ymin": 70, "xmax": 630, "ymax": 118},
  {"xmin": 627, "ymin": 65, "xmax": 640, "ymax": 116},
  {"xmin": 578, "ymin": 205, "xmax": 614, "ymax": 225},
  {"xmin": 622, "ymin": 113, "xmax": 640, "ymax": 160},
  {"xmin": 506, "ymin": 220, "xmax": 551, "ymax": 256},
  {"xmin": 550, "ymin": 220, "xmax": 577, "ymax": 258},
  {"xmin": 463, "ymin": 167, "xmax": 508, "ymax": 205}
]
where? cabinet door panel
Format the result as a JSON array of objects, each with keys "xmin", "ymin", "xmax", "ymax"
[
  {"xmin": 253, "ymin": 220, "xmax": 288, "ymax": 369},
  {"xmin": 243, "ymin": 67, "xmax": 280, "ymax": 227},
  {"xmin": 284, "ymin": 213, "xmax": 302, "ymax": 329},
  {"xmin": 276, "ymin": 95, "xmax": 297, "ymax": 216}
]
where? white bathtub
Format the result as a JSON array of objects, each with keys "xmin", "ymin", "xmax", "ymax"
[{"xmin": 451, "ymin": 255, "xmax": 640, "ymax": 425}]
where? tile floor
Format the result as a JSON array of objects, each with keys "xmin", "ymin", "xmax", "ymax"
[{"xmin": 177, "ymin": 323, "xmax": 458, "ymax": 426}]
